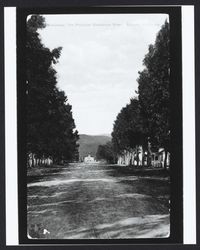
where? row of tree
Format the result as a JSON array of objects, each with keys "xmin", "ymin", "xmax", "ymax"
[
  {"xmin": 97, "ymin": 21, "xmax": 170, "ymax": 168},
  {"xmin": 26, "ymin": 15, "xmax": 79, "ymax": 166},
  {"xmin": 96, "ymin": 142, "xmax": 116, "ymax": 164}
]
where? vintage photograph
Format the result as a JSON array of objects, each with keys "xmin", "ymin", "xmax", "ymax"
[{"xmin": 26, "ymin": 13, "xmax": 171, "ymax": 239}]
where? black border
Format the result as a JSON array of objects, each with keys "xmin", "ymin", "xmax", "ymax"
[
  {"xmin": 1, "ymin": 0, "xmax": 199, "ymax": 249},
  {"xmin": 195, "ymin": 1, "xmax": 200, "ymax": 248},
  {"xmin": 17, "ymin": 6, "xmax": 183, "ymax": 245},
  {"xmin": 0, "ymin": 2, "xmax": 5, "ymax": 249}
]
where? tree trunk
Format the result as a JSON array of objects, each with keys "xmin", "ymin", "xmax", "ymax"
[
  {"xmin": 27, "ymin": 154, "xmax": 30, "ymax": 168},
  {"xmin": 164, "ymin": 150, "xmax": 168, "ymax": 170},
  {"xmin": 142, "ymin": 147, "xmax": 145, "ymax": 167},
  {"xmin": 136, "ymin": 146, "xmax": 139, "ymax": 167},
  {"xmin": 31, "ymin": 153, "xmax": 34, "ymax": 167},
  {"xmin": 147, "ymin": 150, "xmax": 151, "ymax": 167},
  {"xmin": 147, "ymin": 140, "xmax": 151, "ymax": 167},
  {"xmin": 134, "ymin": 150, "xmax": 137, "ymax": 167}
]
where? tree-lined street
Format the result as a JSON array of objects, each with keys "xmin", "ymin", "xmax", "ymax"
[{"xmin": 26, "ymin": 15, "xmax": 171, "ymax": 240}]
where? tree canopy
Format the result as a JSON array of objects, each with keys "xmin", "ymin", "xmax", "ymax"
[
  {"xmin": 111, "ymin": 20, "xmax": 170, "ymax": 168},
  {"xmin": 96, "ymin": 141, "xmax": 116, "ymax": 164},
  {"xmin": 138, "ymin": 20, "xmax": 170, "ymax": 151},
  {"xmin": 112, "ymin": 98, "xmax": 147, "ymax": 154},
  {"xmin": 26, "ymin": 15, "xmax": 79, "ymax": 164}
]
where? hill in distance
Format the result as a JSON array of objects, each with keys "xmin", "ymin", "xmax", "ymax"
[{"xmin": 78, "ymin": 134, "xmax": 111, "ymax": 160}]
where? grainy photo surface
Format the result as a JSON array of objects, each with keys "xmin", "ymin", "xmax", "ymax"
[{"xmin": 26, "ymin": 13, "xmax": 170, "ymax": 239}]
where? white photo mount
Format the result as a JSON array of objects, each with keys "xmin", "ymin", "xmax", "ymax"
[{"xmin": 4, "ymin": 5, "xmax": 196, "ymax": 246}]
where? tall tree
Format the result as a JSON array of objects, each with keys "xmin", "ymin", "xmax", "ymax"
[
  {"xmin": 111, "ymin": 21, "xmax": 170, "ymax": 168},
  {"xmin": 137, "ymin": 20, "xmax": 170, "ymax": 168},
  {"xmin": 96, "ymin": 142, "xmax": 116, "ymax": 164},
  {"xmin": 26, "ymin": 15, "xmax": 79, "ymax": 165},
  {"xmin": 112, "ymin": 98, "xmax": 146, "ymax": 165}
]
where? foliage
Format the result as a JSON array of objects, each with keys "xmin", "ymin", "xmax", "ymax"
[
  {"xmin": 26, "ymin": 15, "xmax": 79, "ymax": 164},
  {"xmin": 96, "ymin": 142, "xmax": 116, "ymax": 164},
  {"xmin": 112, "ymin": 98, "xmax": 147, "ymax": 154},
  {"xmin": 138, "ymin": 20, "xmax": 170, "ymax": 152},
  {"xmin": 111, "ymin": 20, "xmax": 170, "ymax": 168}
]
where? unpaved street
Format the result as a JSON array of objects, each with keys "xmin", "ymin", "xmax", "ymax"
[{"xmin": 27, "ymin": 163, "xmax": 170, "ymax": 239}]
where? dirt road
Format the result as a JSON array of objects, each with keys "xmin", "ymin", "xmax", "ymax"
[{"xmin": 27, "ymin": 163, "xmax": 170, "ymax": 239}]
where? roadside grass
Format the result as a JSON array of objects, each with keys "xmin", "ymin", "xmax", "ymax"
[{"xmin": 105, "ymin": 164, "xmax": 170, "ymax": 179}]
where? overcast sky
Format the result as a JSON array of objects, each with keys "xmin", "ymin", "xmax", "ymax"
[{"xmin": 39, "ymin": 14, "xmax": 168, "ymax": 135}]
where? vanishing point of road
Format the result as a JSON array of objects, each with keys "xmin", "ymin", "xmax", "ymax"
[{"xmin": 27, "ymin": 163, "xmax": 170, "ymax": 239}]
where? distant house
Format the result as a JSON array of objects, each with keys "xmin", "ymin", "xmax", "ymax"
[
  {"xmin": 151, "ymin": 148, "xmax": 170, "ymax": 168},
  {"xmin": 84, "ymin": 154, "xmax": 95, "ymax": 163}
]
